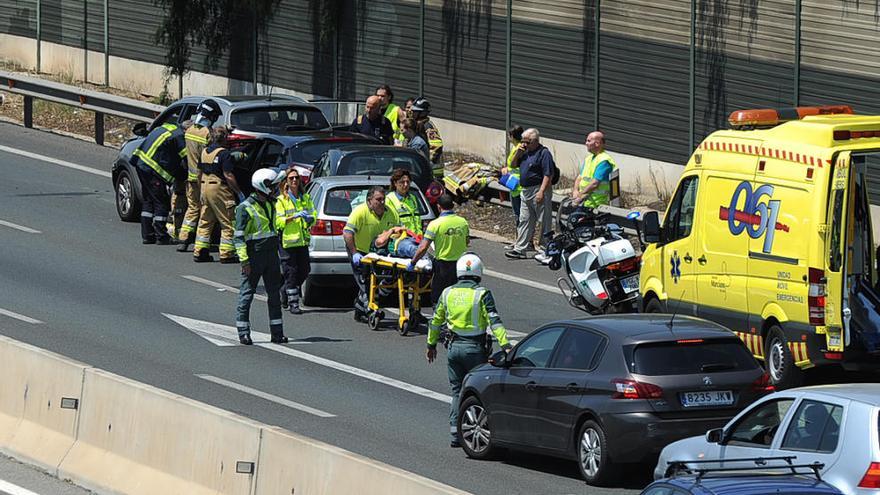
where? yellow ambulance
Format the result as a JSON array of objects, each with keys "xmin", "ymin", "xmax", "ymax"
[{"xmin": 639, "ymin": 105, "xmax": 880, "ymax": 388}]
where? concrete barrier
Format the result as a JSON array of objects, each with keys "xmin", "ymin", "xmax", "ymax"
[
  {"xmin": 0, "ymin": 335, "xmax": 88, "ymax": 472},
  {"xmin": 59, "ymin": 369, "xmax": 263, "ymax": 495},
  {"xmin": 254, "ymin": 427, "xmax": 470, "ymax": 495}
]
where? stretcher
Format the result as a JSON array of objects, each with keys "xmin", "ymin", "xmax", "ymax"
[{"xmin": 361, "ymin": 253, "xmax": 433, "ymax": 335}]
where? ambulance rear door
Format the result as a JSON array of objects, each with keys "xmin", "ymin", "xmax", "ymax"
[{"xmin": 825, "ymin": 151, "xmax": 851, "ymax": 346}]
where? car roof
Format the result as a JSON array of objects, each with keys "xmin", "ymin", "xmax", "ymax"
[
  {"xmin": 790, "ymin": 383, "xmax": 880, "ymax": 405},
  {"xmin": 310, "ymin": 176, "xmax": 413, "ymax": 188},
  {"xmin": 331, "ymin": 144, "xmax": 423, "ymax": 154},
  {"xmin": 662, "ymin": 474, "xmax": 841, "ymax": 494},
  {"xmin": 172, "ymin": 95, "xmax": 312, "ymax": 109},
  {"xmin": 268, "ymin": 132, "xmax": 379, "ymax": 146},
  {"xmin": 559, "ymin": 314, "xmax": 736, "ymax": 344}
]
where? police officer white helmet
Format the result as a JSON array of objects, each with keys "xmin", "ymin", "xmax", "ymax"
[
  {"xmin": 456, "ymin": 253, "xmax": 483, "ymax": 280},
  {"xmin": 251, "ymin": 168, "xmax": 287, "ymax": 197}
]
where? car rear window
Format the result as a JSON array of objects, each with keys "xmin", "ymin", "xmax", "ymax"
[
  {"xmin": 338, "ymin": 153, "xmax": 430, "ymax": 181},
  {"xmin": 629, "ymin": 339, "xmax": 758, "ymax": 376},
  {"xmin": 230, "ymin": 106, "xmax": 329, "ymax": 133},
  {"xmin": 289, "ymin": 140, "xmax": 368, "ymax": 166},
  {"xmin": 323, "ymin": 186, "xmax": 427, "ymax": 217}
]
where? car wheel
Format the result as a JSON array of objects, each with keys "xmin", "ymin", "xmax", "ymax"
[
  {"xmin": 644, "ymin": 297, "xmax": 664, "ymax": 313},
  {"xmin": 577, "ymin": 420, "xmax": 617, "ymax": 486},
  {"xmin": 115, "ymin": 169, "xmax": 141, "ymax": 222},
  {"xmin": 458, "ymin": 396, "xmax": 497, "ymax": 460},
  {"xmin": 764, "ymin": 325, "xmax": 803, "ymax": 389}
]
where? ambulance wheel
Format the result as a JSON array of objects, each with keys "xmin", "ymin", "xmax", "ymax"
[
  {"xmin": 643, "ymin": 297, "xmax": 664, "ymax": 314},
  {"xmin": 368, "ymin": 311, "xmax": 383, "ymax": 331},
  {"xmin": 765, "ymin": 325, "xmax": 803, "ymax": 390}
]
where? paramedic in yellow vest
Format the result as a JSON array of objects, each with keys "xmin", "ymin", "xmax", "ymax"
[
  {"xmin": 275, "ymin": 168, "xmax": 316, "ymax": 315},
  {"xmin": 177, "ymin": 99, "xmax": 220, "ymax": 252},
  {"xmin": 386, "ymin": 168, "xmax": 423, "ymax": 235},
  {"xmin": 193, "ymin": 127, "xmax": 245, "ymax": 263},
  {"xmin": 376, "ymin": 84, "xmax": 405, "ymax": 145},
  {"xmin": 426, "ymin": 253, "xmax": 511, "ymax": 448},
  {"xmin": 500, "ymin": 125, "xmax": 525, "ymax": 232},
  {"xmin": 573, "ymin": 131, "xmax": 618, "ymax": 209},
  {"xmin": 408, "ymin": 194, "xmax": 469, "ymax": 304}
]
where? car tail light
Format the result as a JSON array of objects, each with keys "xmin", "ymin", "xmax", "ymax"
[
  {"xmin": 808, "ymin": 267, "xmax": 826, "ymax": 326},
  {"xmin": 226, "ymin": 132, "xmax": 254, "ymax": 148},
  {"xmin": 858, "ymin": 462, "xmax": 880, "ymax": 488},
  {"xmin": 611, "ymin": 379, "xmax": 664, "ymax": 399},
  {"xmin": 310, "ymin": 219, "xmax": 345, "ymax": 236},
  {"xmin": 425, "ymin": 181, "xmax": 444, "ymax": 204},
  {"xmin": 751, "ymin": 372, "xmax": 775, "ymax": 393},
  {"xmin": 676, "ymin": 339, "xmax": 704, "ymax": 344},
  {"xmin": 823, "ymin": 352, "xmax": 843, "ymax": 360},
  {"xmin": 606, "ymin": 256, "xmax": 641, "ymax": 273}
]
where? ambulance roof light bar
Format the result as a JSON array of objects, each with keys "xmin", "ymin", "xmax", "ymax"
[{"xmin": 728, "ymin": 105, "xmax": 854, "ymax": 129}]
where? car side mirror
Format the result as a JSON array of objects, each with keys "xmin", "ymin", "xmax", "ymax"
[
  {"xmin": 488, "ymin": 350, "xmax": 509, "ymax": 367},
  {"xmin": 643, "ymin": 210, "xmax": 661, "ymax": 244},
  {"xmin": 132, "ymin": 122, "xmax": 148, "ymax": 137},
  {"xmin": 705, "ymin": 427, "xmax": 724, "ymax": 444}
]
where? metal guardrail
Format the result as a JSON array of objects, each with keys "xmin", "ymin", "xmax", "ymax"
[{"xmin": 0, "ymin": 69, "xmax": 164, "ymax": 145}]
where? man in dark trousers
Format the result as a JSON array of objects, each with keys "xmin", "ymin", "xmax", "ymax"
[
  {"xmin": 130, "ymin": 122, "xmax": 187, "ymax": 244},
  {"xmin": 350, "ymin": 95, "xmax": 393, "ymax": 145}
]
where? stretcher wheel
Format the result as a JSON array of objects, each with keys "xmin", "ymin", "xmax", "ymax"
[
  {"xmin": 368, "ymin": 311, "xmax": 383, "ymax": 331},
  {"xmin": 398, "ymin": 318, "xmax": 409, "ymax": 336}
]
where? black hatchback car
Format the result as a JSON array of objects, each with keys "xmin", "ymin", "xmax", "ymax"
[{"xmin": 457, "ymin": 315, "xmax": 773, "ymax": 486}]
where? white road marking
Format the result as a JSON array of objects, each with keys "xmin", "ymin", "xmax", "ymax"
[
  {"xmin": 0, "ymin": 308, "xmax": 43, "ymax": 325},
  {"xmin": 0, "ymin": 219, "xmax": 41, "ymax": 234},
  {"xmin": 0, "ymin": 479, "xmax": 44, "ymax": 495},
  {"xmin": 162, "ymin": 313, "xmax": 311, "ymax": 345},
  {"xmin": 164, "ymin": 313, "xmax": 452, "ymax": 404},
  {"xmin": 483, "ymin": 269, "xmax": 559, "ymax": 294},
  {"xmin": 0, "ymin": 144, "xmax": 111, "ymax": 178},
  {"xmin": 195, "ymin": 374, "xmax": 335, "ymax": 418}
]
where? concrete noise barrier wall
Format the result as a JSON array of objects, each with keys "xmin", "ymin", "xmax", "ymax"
[
  {"xmin": 0, "ymin": 335, "xmax": 88, "ymax": 473},
  {"xmin": 0, "ymin": 335, "xmax": 470, "ymax": 494}
]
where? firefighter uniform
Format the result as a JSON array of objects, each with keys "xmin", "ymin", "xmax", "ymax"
[
  {"xmin": 275, "ymin": 190, "xmax": 316, "ymax": 313},
  {"xmin": 429, "ymin": 274, "xmax": 511, "ymax": 446},
  {"xmin": 130, "ymin": 123, "xmax": 187, "ymax": 243},
  {"xmin": 234, "ymin": 193, "xmax": 285, "ymax": 343},
  {"xmin": 385, "ymin": 190, "xmax": 422, "ymax": 235},
  {"xmin": 179, "ymin": 124, "xmax": 211, "ymax": 244},
  {"xmin": 423, "ymin": 211, "xmax": 469, "ymax": 303},
  {"xmin": 422, "ymin": 119, "xmax": 444, "ymax": 176},
  {"xmin": 194, "ymin": 144, "xmax": 239, "ymax": 262},
  {"xmin": 579, "ymin": 151, "xmax": 618, "ymax": 208}
]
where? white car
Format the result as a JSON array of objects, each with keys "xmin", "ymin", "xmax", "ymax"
[{"xmin": 654, "ymin": 384, "xmax": 880, "ymax": 494}]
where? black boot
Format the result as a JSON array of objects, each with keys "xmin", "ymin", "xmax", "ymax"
[
  {"xmin": 193, "ymin": 251, "xmax": 214, "ymax": 263},
  {"xmin": 239, "ymin": 334, "xmax": 253, "ymax": 345},
  {"xmin": 270, "ymin": 333, "xmax": 289, "ymax": 344},
  {"xmin": 289, "ymin": 287, "xmax": 303, "ymax": 315}
]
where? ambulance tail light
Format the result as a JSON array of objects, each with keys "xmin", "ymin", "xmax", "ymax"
[
  {"xmin": 808, "ymin": 267, "xmax": 826, "ymax": 326},
  {"xmin": 310, "ymin": 219, "xmax": 345, "ymax": 236},
  {"xmin": 728, "ymin": 105, "xmax": 854, "ymax": 129}
]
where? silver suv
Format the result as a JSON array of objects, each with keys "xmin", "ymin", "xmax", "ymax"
[{"xmin": 302, "ymin": 176, "xmax": 435, "ymax": 306}]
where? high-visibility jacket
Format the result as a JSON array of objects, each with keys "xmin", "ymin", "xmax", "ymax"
[
  {"xmin": 428, "ymin": 280, "xmax": 510, "ymax": 349},
  {"xmin": 423, "ymin": 212, "xmax": 468, "ymax": 261},
  {"xmin": 579, "ymin": 151, "xmax": 618, "ymax": 208},
  {"xmin": 184, "ymin": 124, "xmax": 210, "ymax": 182},
  {"xmin": 506, "ymin": 139, "xmax": 522, "ymax": 197},
  {"xmin": 275, "ymin": 191, "xmax": 316, "ymax": 248},
  {"xmin": 233, "ymin": 194, "xmax": 277, "ymax": 263},
  {"xmin": 385, "ymin": 103, "xmax": 403, "ymax": 143},
  {"xmin": 131, "ymin": 123, "xmax": 187, "ymax": 183},
  {"xmin": 385, "ymin": 191, "xmax": 422, "ymax": 235}
]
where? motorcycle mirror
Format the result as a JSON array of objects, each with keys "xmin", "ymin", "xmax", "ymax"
[{"xmin": 626, "ymin": 211, "xmax": 640, "ymax": 220}]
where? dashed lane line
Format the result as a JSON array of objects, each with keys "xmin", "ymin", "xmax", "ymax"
[
  {"xmin": 0, "ymin": 144, "xmax": 111, "ymax": 178},
  {"xmin": 195, "ymin": 374, "xmax": 336, "ymax": 418},
  {"xmin": 483, "ymin": 269, "xmax": 559, "ymax": 294},
  {"xmin": 0, "ymin": 308, "xmax": 43, "ymax": 325},
  {"xmin": 0, "ymin": 219, "xmax": 41, "ymax": 234}
]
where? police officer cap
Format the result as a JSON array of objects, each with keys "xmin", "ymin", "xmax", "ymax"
[{"xmin": 411, "ymin": 97, "xmax": 431, "ymax": 113}]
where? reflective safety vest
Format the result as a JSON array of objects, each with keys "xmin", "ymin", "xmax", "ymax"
[
  {"xmin": 428, "ymin": 280, "xmax": 510, "ymax": 348},
  {"xmin": 423, "ymin": 212, "xmax": 469, "ymax": 261},
  {"xmin": 132, "ymin": 123, "xmax": 186, "ymax": 183},
  {"xmin": 506, "ymin": 140, "xmax": 522, "ymax": 197},
  {"xmin": 233, "ymin": 194, "xmax": 277, "ymax": 263},
  {"xmin": 201, "ymin": 146, "xmax": 227, "ymax": 178},
  {"xmin": 579, "ymin": 151, "xmax": 618, "ymax": 208},
  {"xmin": 385, "ymin": 191, "xmax": 422, "ymax": 234},
  {"xmin": 385, "ymin": 103, "xmax": 403, "ymax": 143},
  {"xmin": 184, "ymin": 124, "xmax": 210, "ymax": 181},
  {"xmin": 275, "ymin": 191, "xmax": 316, "ymax": 248}
]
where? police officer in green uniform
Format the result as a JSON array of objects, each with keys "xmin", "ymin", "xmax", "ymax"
[
  {"xmin": 385, "ymin": 168, "xmax": 423, "ymax": 235},
  {"xmin": 426, "ymin": 253, "xmax": 511, "ymax": 447},
  {"xmin": 408, "ymin": 194, "xmax": 469, "ymax": 304},
  {"xmin": 572, "ymin": 130, "xmax": 618, "ymax": 209}
]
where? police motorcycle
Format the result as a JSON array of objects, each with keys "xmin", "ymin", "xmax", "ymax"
[{"xmin": 545, "ymin": 199, "xmax": 642, "ymax": 314}]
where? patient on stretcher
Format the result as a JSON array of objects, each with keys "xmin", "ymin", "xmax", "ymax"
[{"xmin": 371, "ymin": 227, "xmax": 421, "ymax": 258}]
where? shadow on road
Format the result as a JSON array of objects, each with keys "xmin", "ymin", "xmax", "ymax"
[{"xmin": 499, "ymin": 451, "xmax": 654, "ymax": 491}]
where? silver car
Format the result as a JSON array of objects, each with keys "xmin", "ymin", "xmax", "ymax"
[
  {"xmin": 302, "ymin": 176, "xmax": 435, "ymax": 306},
  {"xmin": 654, "ymin": 383, "xmax": 880, "ymax": 494}
]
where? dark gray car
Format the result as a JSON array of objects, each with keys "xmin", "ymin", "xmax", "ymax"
[{"xmin": 457, "ymin": 314, "xmax": 772, "ymax": 486}]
